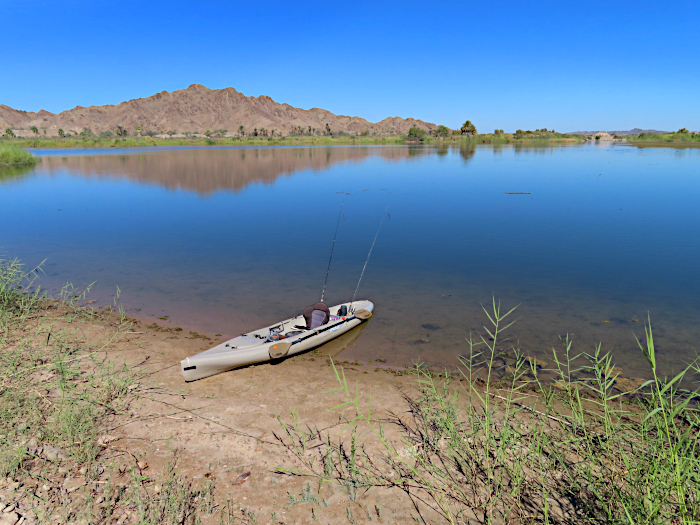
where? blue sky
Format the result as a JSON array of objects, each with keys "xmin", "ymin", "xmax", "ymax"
[{"xmin": 2, "ymin": 0, "xmax": 698, "ymax": 132}]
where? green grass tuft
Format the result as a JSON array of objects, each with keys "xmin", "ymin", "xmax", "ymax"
[{"xmin": 0, "ymin": 143, "xmax": 37, "ymax": 167}]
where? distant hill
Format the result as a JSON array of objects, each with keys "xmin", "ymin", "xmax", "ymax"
[
  {"xmin": 568, "ymin": 128, "xmax": 670, "ymax": 136},
  {"xmin": 0, "ymin": 84, "xmax": 439, "ymax": 136}
]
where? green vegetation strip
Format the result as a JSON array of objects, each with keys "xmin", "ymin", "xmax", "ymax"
[
  {"xmin": 4, "ymin": 132, "xmax": 583, "ymax": 149},
  {"xmin": 627, "ymin": 129, "xmax": 700, "ymax": 144},
  {"xmin": 0, "ymin": 143, "xmax": 37, "ymax": 167}
]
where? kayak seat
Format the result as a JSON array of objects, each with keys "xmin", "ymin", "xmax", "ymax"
[{"xmin": 303, "ymin": 302, "xmax": 330, "ymax": 329}]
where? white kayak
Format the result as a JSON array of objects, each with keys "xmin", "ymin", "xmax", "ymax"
[{"xmin": 181, "ymin": 300, "xmax": 374, "ymax": 381}]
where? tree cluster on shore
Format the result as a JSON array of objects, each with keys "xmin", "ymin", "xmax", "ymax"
[
  {"xmin": 0, "ymin": 117, "xmax": 598, "ymax": 149},
  {"xmin": 627, "ymin": 128, "xmax": 699, "ymax": 143}
]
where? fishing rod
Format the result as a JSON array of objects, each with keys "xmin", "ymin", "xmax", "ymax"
[
  {"xmin": 320, "ymin": 204, "xmax": 344, "ymax": 303},
  {"xmin": 350, "ymin": 206, "xmax": 388, "ymax": 310}
]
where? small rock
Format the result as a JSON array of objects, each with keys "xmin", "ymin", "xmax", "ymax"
[
  {"xmin": 79, "ymin": 467, "xmax": 87, "ymax": 476},
  {"xmin": 137, "ymin": 462, "xmax": 148, "ymax": 470},
  {"xmin": 42, "ymin": 447, "xmax": 68, "ymax": 462},
  {"xmin": 98, "ymin": 435, "xmax": 118, "ymax": 445},
  {"xmin": 64, "ymin": 478, "xmax": 83, "ymax": 493},
  {"xmin": 0, "ymin": 511, "xmax": 19, "ymax": 525},
  {"xmin": 525, "ymin": 356, "xmax": 548, "ymax": 368},
  {"xmin": 232, "ymin": 472, "xmax": 251, "ymax": 485},
  {"xmin": 615, "ymin": 377, "xmax": 647, "ymax": 392}
]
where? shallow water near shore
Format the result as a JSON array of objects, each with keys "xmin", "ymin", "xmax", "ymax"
[{"xmin": 2, "ymin": 143, "xmax": 700, "ymax": 380}]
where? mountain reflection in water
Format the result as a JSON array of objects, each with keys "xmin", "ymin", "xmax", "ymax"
[{"xmin": 37, "ymin": 146, "xmax": 443, "ymax": 194}]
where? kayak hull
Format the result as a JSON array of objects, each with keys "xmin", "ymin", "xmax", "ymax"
[{"xmin": 180, "ymin": 300, "xmax": 373, "ymax": 381}]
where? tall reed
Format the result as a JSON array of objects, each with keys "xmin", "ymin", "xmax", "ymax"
[{"xmin": 277, "ymin": 301, "xmax": 700, "ymax": 523}]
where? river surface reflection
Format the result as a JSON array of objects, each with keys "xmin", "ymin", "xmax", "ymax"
[{"xmin": 2, "ymin": 144, "xmax": 700, "ymax": 381}]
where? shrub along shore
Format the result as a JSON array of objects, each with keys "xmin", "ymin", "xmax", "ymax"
[
  {"xmin": 1, "ymin": 256, "xmax": 699, "ymax": 523},
  {"xmin": 2, "ymin": 132, "xmax": 583, "ymax": 150},
  {"xmin": 0, "ymin": 143, "xmax": 37, "ymax": 167},
  {"xmin": 626, "ymin": 130, "xmax": 700, "ymax": 144},
  {"xmin": 6, "ymin": 128, "xmax": 700, "ymax": 151}
]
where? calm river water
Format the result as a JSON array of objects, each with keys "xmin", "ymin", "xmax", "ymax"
[{"xmin": 2, "ymin": 143, "xmax": 700, "ymax": 380}]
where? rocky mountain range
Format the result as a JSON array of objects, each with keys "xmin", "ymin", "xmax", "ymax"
[{"xmin": 0, "ymin": 84, "xmax": 439, "ymax": 136}]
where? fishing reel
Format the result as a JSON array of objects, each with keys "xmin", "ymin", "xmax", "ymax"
[{"xmin": 267, "ymin": 325, "xmax": 285, "ymax": 342}]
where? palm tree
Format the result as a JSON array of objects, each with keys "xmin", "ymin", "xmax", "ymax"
[
  {"xmin": 115, "ymin": 126, "xmax": 124, "ymax": 137},
  {"xmin": 460, "ymin": 120, "xmax": 477, "ymax": 135},
  {"xmin": 135, "ymin": 125, "xmax": 141, "ymax": 136},
  {"xmin": 4, "ymin": 128, "xmax": 15, "ymax": 138},
  {"xmin": 238, "ymin": 125, "xmax": 245, "ymax": 137},
  {"xmin": 58, "ymin": 129, "xmax": 65, "ymax": 137},
  {"xmin": 167, "ymin": 130, "xmax": 175, "ymax": 136},
  {"xmin": 205, "ymin": 130, "xmax": 211, "ymax": 138},
  {"xmin": 30, "ymin": 126, "xmax": 38, "ymax": 135}
]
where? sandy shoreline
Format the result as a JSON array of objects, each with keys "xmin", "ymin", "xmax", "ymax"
[
  {"xmin": 2, "ymin": 306, "xmax": 438, "ymax": 523},
  {"xmin": 1, "ymin": 292, "xmax": 694, "ymax": 523}
]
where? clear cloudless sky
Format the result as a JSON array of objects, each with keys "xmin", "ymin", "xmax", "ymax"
[{"xmin": 1, "ymin": 0, "xmax": 698, "ymax": 132}]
